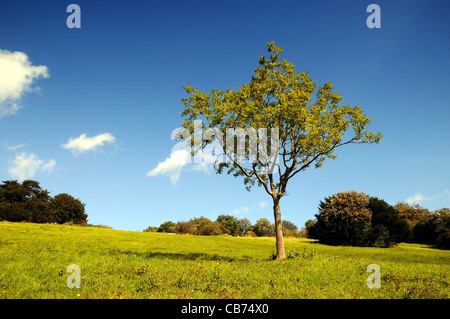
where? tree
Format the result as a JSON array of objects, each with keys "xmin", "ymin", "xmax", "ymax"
[
  {"xmin": 51, "ymin": 193, "xmax": 87, "ymax": 224},
  {"xmin": 314, "ymin": 191, "xmax": 373, "ymax": 246},
  {"xmin": 413, "ymin": 208, "xmax": 450, "ymax": 248},
  {"xmin": 395, "ymin": 202, "xmax": 431, "ymax": 232},
  {"xmin": 304, "ymin": 219, "xmax": 318, "ymax": 239},
  {"xmin": 158, "ymin": 221, "xmax": 176, "ymax": 233},
  {"xmin": 368, "ymin": 197, "xmax": 410, "ymax": 245},
  {"xmin": 175, "ymin": 221, "xmax": 197, "ymax": 234},
  {"xmin": 251, "ymin": 218, "xmax": 275, "ymax": 237},
  {"xmin": 237, "ymin": 218, "xmax": 252, "ymax": 236},
  {"xmin": 216, "ymin": 214, "xmax": 241, "ymax": 236},
  {"xmin": 197, "ymin": 221, "xmax": 230, "ymax": 236},
  {"xmin": 0, "ymin": 180, "xmax": 52, "ymax": 223},
  {"xmin": 180, "ymin": 42, "xmax": 382, "ymax": 259}
]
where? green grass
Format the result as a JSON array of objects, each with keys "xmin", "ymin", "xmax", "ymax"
[{"xmin": 0, "ymin": 221, "xmax": 448, "ymax": 299}]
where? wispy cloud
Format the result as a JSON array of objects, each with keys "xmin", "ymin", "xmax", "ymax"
[
  {"xmin": 147, "ymin": 149, "xmax": 217, "ymax": 185},
  {"xmin": 406, "ymin": 191, "xmax": 446, "ymax": 204},
  {"xmin": 62, "ymin": 133, "xmax": 116, "ymax": 155},
  {"xmin": 231, "ymin": 206, "xmax": 249, "ymax": 215},
  {"xmin": 8, "ymin": 152, "xmax": 55, "ymax": 180},
  {"xmin": 3, "ymin": 140, "xmax": 25, "ymax": 151},
  {"xmin": 258, "ymin": 201, "xmax": 268, "ymax": 209},
  {"xmin": 147, "ymin": 150, "xmax": 190, "ymax": 185},
  {"xmin": 0, "ymin": 49, "xmax": 49, "ymax": 118}
]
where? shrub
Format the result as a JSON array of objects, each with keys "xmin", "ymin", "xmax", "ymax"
[
  {"xmin": 413, "ymin": 208, "xmax": 450, "ymax": 249},
  {"xmin": 51, "ymin": 193, "xmax": 87, "ymax": 224},
  {"xmin": 314, "ymin": 191, "xmax": 372, "ymax": 246},
  {"xmin": 143, "ymin": 226, "xmax": 158, "ymax": 232},
  {"xmin": 216, "ymin": 215, "xmax": 241, "ymax": 236},
  {"xmin": 395, "ymin": 202, "xmax": 431, "ymax": 231},
  {"xmin": 251, "ymin": 218, "xmax": 275, "ymax": 237},
  {"xmin": 157, "ymin": 221, "xmax": 176, "ymax": 233},
  {"xmin": 304, "ymin": 219, "xmax": 319, "ymax": 239},
  {"xmin": 197, "ymin": 221, "xmax": 230, "ymax": 236},
  {"xmin": 175, "ymin": 221, "xmax": 197, "ymax": 234},
  {"xmin": 368, "ymin": 197, "xmax": 410, "ymax": 245}
]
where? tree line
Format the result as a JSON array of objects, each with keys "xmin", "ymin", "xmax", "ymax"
[
  {"xmin": 305, "ymin": 191, "xmax": 449, "ymax": 249},
  {"xmin": 0, "ymin": 180, "xmax": 87, "ymax": 224},
  {"xmin": 146, "ymin": 191, "xmax": 449, "ymax": 250},
  {"xmin": 144, "ymin": 215, "xmax": 303, "ymax": 238}
]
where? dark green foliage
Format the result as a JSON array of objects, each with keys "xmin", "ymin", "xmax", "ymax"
[
  {"xmin": 0, "ymin": 180, "xmax": 87, "ymax": 224},
  {"xmin": 157, "ymin": 221, "xmax": 176, "ymax": 233},
  {"xmin": 251, "ymin": 218, "xmax": 275, "ymax": 237},
  {"xmin": 413, "ymin": 208, "xmax": 450, "ymax": 249},
  {"xmin": 174, "ymin": 217, "xmax": 230, "ymax": 236},
  {"xmin": 216, "ymin": 215, "xmax": 242, "ymax": 236},
  {"xmin": 313, "ymin": 191, "xmax": 372, "ymax": 246},
  {"xmin": 51, "ymin": 193, "xmax": 87, "ymax": 224},
  {"xmin": 368, "ymin": 197, "xmax": 410, "ymax": 246},
  {"xmin": 305, "ymin": 219, "xmax": 318, "ymax": 239}
]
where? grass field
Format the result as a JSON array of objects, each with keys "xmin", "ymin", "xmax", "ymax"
[{"xmin": 0, "ymin": 221, "xmax": 448, "ymax": 299}]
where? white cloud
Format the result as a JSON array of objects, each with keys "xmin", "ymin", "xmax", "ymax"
[
  {"xmin": 2, "ymin": 140, "xmax": 25, "ymax": 151},
  {"xmin": 406, "ymin": 192, "xmax": 443, "ymax": 204},
  {"xmin": 231, "ymin": 206, "xmax": 250, "ymax": 215},
  {"xmin": 258, "ymin": 201, "xmax": 268, "ymax": 209},
  {"xmin": 8, "ymin": 152, "xmax": 56, "ymax": 180},
  {"xmin": 62, "ymin": 133, "xmax": 116, "ymax": 155},
  {"xmin": 147, "ymin": 149, "xmax": 190, "ymax": 185},
  {"xmin": 0, "ymin": 49, "xmax": 49, "ymax": 118}
]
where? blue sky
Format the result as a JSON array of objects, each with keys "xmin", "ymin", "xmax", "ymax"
[{"xmin": 0, "ymin": 0, "xmax": 449, "ymax": 231}]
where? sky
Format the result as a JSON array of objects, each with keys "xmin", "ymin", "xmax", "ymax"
[{"xmin": 0, "ymin": 0, "xmax": 449, "ymax": 231}]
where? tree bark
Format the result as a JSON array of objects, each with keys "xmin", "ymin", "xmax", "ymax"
[{"xmin": 273, "ymin": 196, "xmax": 286, "ymax": 260}]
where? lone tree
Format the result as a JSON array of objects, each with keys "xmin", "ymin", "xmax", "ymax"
[{"xmin": 180, "ymin": 42, "xmax": 382, "ymax": 259}]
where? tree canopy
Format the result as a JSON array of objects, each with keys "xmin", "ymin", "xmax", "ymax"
[{"xmin": 179, "ymin": 42, "xmax": 382, "ymax": 259}]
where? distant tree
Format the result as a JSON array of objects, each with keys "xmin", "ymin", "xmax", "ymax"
[
  {"xmin": 252, "ymin": 218, "xmax": 275, "ymax": 237},
  {"xmin": 281, "ymin": 220, "xmax": 298, "ymax": 231},
  {"xmin": 0, "ymin": 180, "xmax": 52, "ymax": 223},
  {"xmin": 197, "ymin": 221, "xmax": 230, "ymax": 236},
  {"xmin": 143, "ymin": 226, "xmax": 158, "ymax": 232},
  {"xmin": 314, "ymin": 191, "xmax": 372, "ymax": 246},
  {"xmin": 51, "ymin": 193, "xmax": 87, "ymax": 224},
  {"xmin": 175, "ymin": 221, "xmax": 197, "ymax": 235},
  {"xmin": 216, "ymin": 215, "xmax": 241, "ymax": 236},
  {"xmin": 304, "ymin": 219, "xmax": 318, "ymax": 239},
  {"xmin": 395, "ymin": 202, "xmax": 431, "ymax": 231},
  {"xmin": 158, "ymin": 221, "xmax": 176, "ymax": 233},
  {"xmin": 237, "ymin": 218, "xmax": 252, "ymax": 236},
  {"xmin": 368, "ymin": 197, "xmax": 410, "ymax": 245},
  {"xmin": 413, "ymin": 208, "xmax": 450, "ymax": 249}
]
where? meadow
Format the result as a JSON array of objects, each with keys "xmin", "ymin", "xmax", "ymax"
[{"xmin": 0, "ymin": 221, "xmax": 448, "ymax": 299}]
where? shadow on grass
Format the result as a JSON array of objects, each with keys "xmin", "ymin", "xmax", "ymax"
[{"xmin": 107, "ymin": 249, "xmax": 254, "ymax": 262}]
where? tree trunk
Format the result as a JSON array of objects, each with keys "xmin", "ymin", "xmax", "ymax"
[{"xmin": 273, "ymin": 196, "xmax": 286, "ymax": 260}]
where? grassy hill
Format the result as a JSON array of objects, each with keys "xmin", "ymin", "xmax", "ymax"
[{"xmin": 0, "ymin": 221, "xmax": 448, "ymax": 299}]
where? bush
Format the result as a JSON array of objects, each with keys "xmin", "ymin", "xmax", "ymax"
[
  {"xmin": 0, "ymin": 180, "xmax": 87, "ymax": 225},
  {"xmin": 216, "ymin": 215, "xmax": 241, "ymax": 236},
  {"xmin": 157, "ymin": 221, "xmax": 176, "ymax": 233},
  {"xmin": 143, "ymin": 226, "xmax": 158, "ymax": 232},
  {"xmin": 313, "ymin": 191, "xmax": 372, "ymax": 246},
  {"xmin": 395, "ymin": 202, "xmax": 431, "ymax": 231},
  {"xmin": 51, "ymin": 193, "xmax": 87, "ymax": 224},
  {"xmin": 413, "ymin": 208, "xmax": 450, "ymax": 249},
  {"xmin": 368, "ymin": 197, "xmax": 410, "ymax": 245},
  {"xmin": 251, "ymin": 218, "xmax": 275, "ymax": 237},
  {"xmin": 305, "ymin": 219, "xmax": 318, "ymax": 239},
  {"xmin": 175, "ymin": 221, "xmax": 197, "ymax": 234}
]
